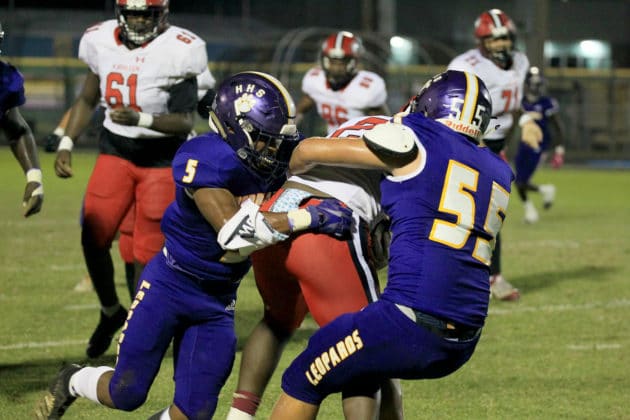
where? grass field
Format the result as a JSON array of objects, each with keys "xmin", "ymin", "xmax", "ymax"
[{"xmin": 1, "ymin": 148, "xmax": 629, "ymax": 419}]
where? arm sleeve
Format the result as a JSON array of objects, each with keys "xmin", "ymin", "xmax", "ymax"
[{"xmin": 167, "ymin": 77, "xmax": 198, "ymax": 113}]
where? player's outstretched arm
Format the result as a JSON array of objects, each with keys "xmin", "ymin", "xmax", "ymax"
[
  {"xmin": 3, "ymin": 106, "xmax": 44, "ymax": 217},
  {"xmin": 518, "ymin": 111, "xmax": 543, "ymax": 151},
  {"xmin": 54, "ymin": 70, "xmax": 101, "ymax": 178},
  {"xmin": 290, "ymin": 123, "xmax": 419, "ymax": 176},
  {"xmin": 191, "ymin": 187, "xmax": 353, "ymax": 262}
]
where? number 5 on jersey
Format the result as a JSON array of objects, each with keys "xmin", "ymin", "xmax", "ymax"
[{"xmin": 182, "ymin": 159, "xmax": 198, "ymax": 183}]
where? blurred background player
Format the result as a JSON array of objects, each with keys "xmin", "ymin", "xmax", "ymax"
[
  {"xmin": 44, "ymin": 66, "xmax": 216, "ymax": 295},
  {"xmin": 36, "ymin": 71, "xmax": 353, "ymax": 420},
  {"xmin": 264, "ymin": 70, "xmax": 514, "ymax": 419},
  {"xmin": 448, "ymin": 8, "xmax": 542, "ymax": 301},
  {"xmin": 296, "ymin": 30, "xmax": 389, "ymax": 135},
  {"xmin": 227, "ymin": 114, "xmax": 403, "ymax": 420},
  {"xmin": 53, "ymin": 0, "xmax": 208, "ymax": 358},
  {"xmin": 515, "ymin": 66, "xmax": 565, "ymax": 223},
  {"xmin": 1, "ymin": 21, "xmax": 44, "ymax": 218}
]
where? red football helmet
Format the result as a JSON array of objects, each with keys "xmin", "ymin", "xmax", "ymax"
[
  {"xmin": 320, "ymin": 31, "xmax": 363, "ymax": 90},
  {"xmin": 115, "ymin": 0, "xmax": 169, "ymax": 46},
  {"xmin": 474, "ymin": 9, "xmax": 517, "ymax": 69}
]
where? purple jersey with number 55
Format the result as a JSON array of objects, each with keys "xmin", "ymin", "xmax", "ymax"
[{"xmin": 380, "ymin": 112, "xmax": 514, "ymax": 328}]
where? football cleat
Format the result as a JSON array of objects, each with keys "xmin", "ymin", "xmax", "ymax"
[
  {"xmin": 539, "ymin": 184, "xmax": 556, "ymax": 209},
  {"xmin": 35, "ymin": 363, "xmax": 82, "ymax": 419},
  {"xmin": 490, "ymin": 274, "xmax": 520, "ymax": 301},
  {"xmin": 73, "ymin": 275, "xmax": 93, "ymax": 293},
  {"xmin": 86, "ymin": 306, "xmax": 128, "ymax": 358},
  {"xmin": 523, "ymin": 200, "xmax": 539, "ymax": 224}
]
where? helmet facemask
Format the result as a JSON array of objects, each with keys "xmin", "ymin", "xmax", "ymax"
[
  {"xmin": 482, "ymin": 33, "xmax": 514, "ymax": 69},
  {"xmin": 320, "ymin": 31, "xmax": 362, "ymax": 91},
  {"xmin": 232, "ymin": 117, "xmax": 299, "ymax": 180},
  {"xmin": 116, "ymin": 4, "xmax": 168, "ymax": 47},
  {"xmin": 321, "ymin": 56, "xmax": 357, "ymax": 90}
]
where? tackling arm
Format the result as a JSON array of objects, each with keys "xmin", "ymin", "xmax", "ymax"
[
  {"xmin": 192, "ymin": 187, "xmax": 353, "ymax": 262},
  {"xmin": 289, "ymin": 123, "xmax": 419, "ymax": 176}
]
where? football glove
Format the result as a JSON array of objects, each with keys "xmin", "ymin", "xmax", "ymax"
[
  {"xmin": 551, "ymin": 145, "xmax": 565, "ymax": 169},
  {"xmin": 43, "ymin": 132, "xmax": 62, "ymax": 153},
  {"xmin": 304, "ymin": 198, "xmax": 353, "ymax": 240}
]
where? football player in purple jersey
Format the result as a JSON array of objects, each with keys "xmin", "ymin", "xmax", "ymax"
[
  {"xmin": 515, "ymin": 66, "xmax": 565, "ymax": 224},
  {"xmin": 0, "ymin": 22, "xmax": 44, "ymax": 217},
  {"xmin": 35, "ymin": 71, "xmax": 354, "ymax": 420},
  {"xmin": 265, "ymin": 70, "xmax": 515, "ymax": 419}
]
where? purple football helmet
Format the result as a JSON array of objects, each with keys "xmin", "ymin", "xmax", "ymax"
[
  {"xmin": 210, "ymin": 71, "xmax": 300, "ymax": 181},
  {"xmin": 409, "ymin": 70, "xmax": 492, "ymax": 143},
  {"xmin": 524, "ymin": 66, "xmax": 545, "ymax": 102}
]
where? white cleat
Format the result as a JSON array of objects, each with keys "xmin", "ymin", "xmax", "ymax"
[
  {"xmin": 73, "ymin": 275, "xmax": 94, "ymax": 293},
  {"xmin": 539, "ymin": 184, "xmax": 556, "ymax": 210},
  {"xmin": 490, "ymin": 274, "xmax": 520, "ymax": 301},
  {"xmin": 524, "ymin": 200, "xmax": 539, "ymax": 224}
]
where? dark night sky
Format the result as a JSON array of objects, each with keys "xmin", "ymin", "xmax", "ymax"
[{"xmin": 0, "ymin": 1, "xmax": 243, "ymax": 14}]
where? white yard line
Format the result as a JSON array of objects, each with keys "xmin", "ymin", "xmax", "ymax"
[
  {"xmin": 567, "ymin": 343, "xmax": 622, "ymax": 351},
  {"xmin": 65, "ymin": 303, "xmax": 100, "ymax": 310},
  {"xmin": 2, "ymin": 299, "xmax": 628, "ymax": 352},
  {"xmin": 488, "ymin": 298, "xmax": 630, "ymax": 315},
  {"xmin": 0, "ymin": 339, "xmax": 86, "ymax": 351}
]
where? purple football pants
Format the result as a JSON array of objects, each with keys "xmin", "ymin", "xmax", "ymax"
[
  {"xmin": 281, "ymin": 299, "xmax": 480, "ymax": 405},
  {"xmin": 110, "ymin": 252, "xmax": 238, "ymax": 419}
]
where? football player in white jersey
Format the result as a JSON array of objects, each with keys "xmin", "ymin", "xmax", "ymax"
[
  {"xmin": 448, "ymin": 8, "xmax": 542, "ymax": 301},
  {"xmin": 227, "ymin": 115, "xmax": 403, "ymax": 420},
  {"xmin": 53, "ymin": 0, "xmax": 208, "ymax": 358},
  {"xmin": 297, "ymin": 31, "xmax": 389, "ymax": 135},
  {"xmin": 42, "ymin": 66, "xmax": 216, "ymax": 300}
]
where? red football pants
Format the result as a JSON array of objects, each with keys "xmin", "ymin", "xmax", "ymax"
[
  {"xmin": 252, "ymin": 195, "xmax": 381, "ymax": 333},
  {"xmin": 82, "ymin": 154, "xmax": 174, "ymax": 264}
]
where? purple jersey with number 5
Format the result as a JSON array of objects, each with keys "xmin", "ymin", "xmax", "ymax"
[
  {"xmin": 380, "ymin": 112, "xmax": 514, "ymax": 328},
  {"xmin": 161, "ymin": 132, "xmax": 285, "ymax": 282}
]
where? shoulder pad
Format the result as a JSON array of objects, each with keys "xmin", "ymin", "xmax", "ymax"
[{"xmin": 362, "ymin": 123, "xmax": 418, "ymax": 158}]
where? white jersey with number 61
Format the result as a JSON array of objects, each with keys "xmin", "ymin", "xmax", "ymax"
[{"xmin": 78, "ymin": 19, "xmax": 208, "ymax": 139}]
